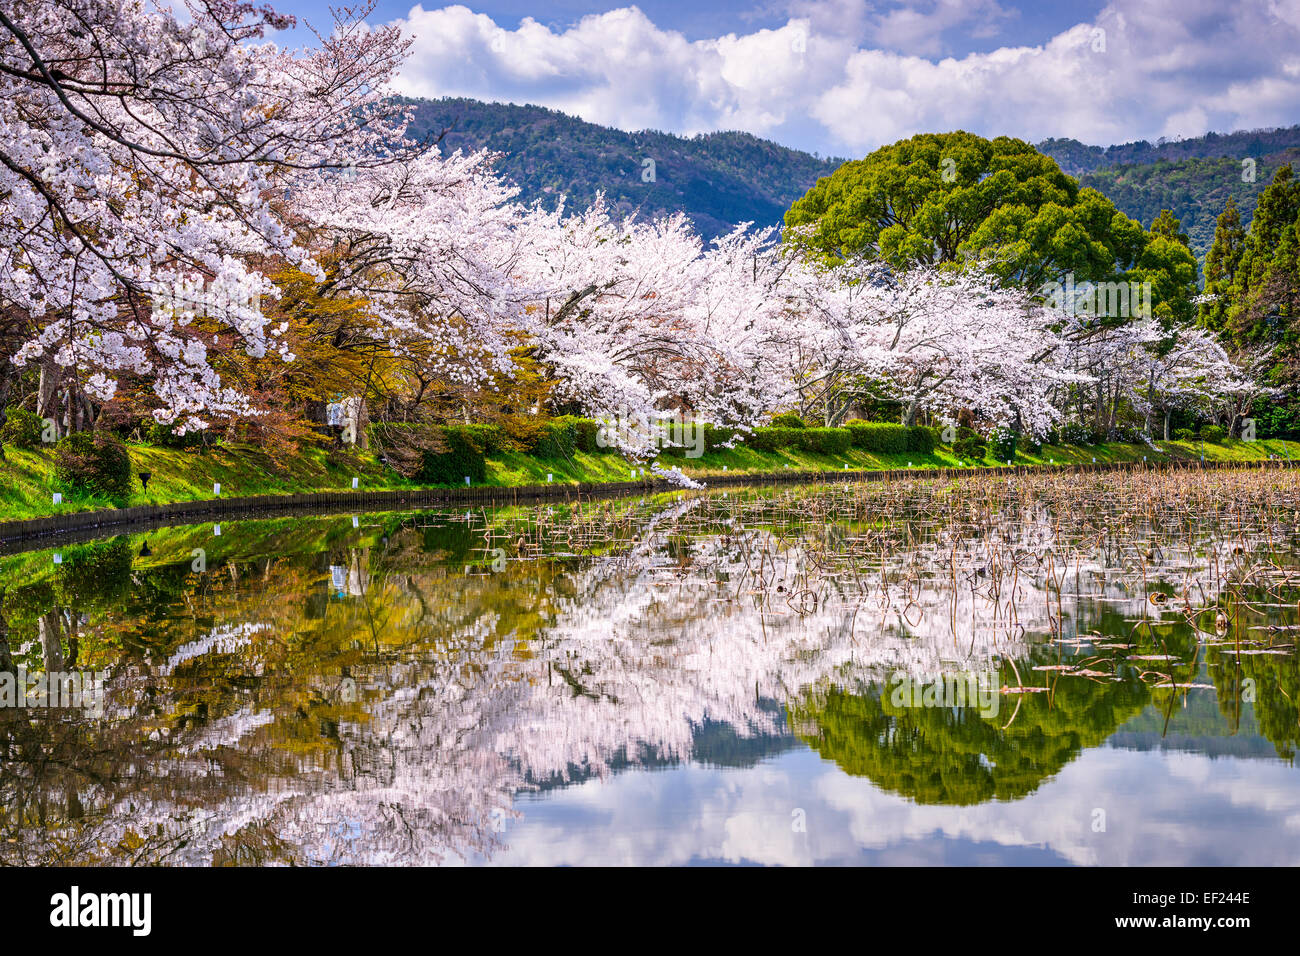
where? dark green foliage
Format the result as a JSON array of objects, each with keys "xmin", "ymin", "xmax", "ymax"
[
  {"xmin": 801, "ymin": 428, "xmax": 852, "ymax": 454},
  {"xmin": 906, "ymin": 425, "xmax": 938, "ymax": 454},
  {"xmin": 0, "ymin": 406, "xmax": 43, "ymax": 449},
  {"xmin": 54, "ymin": 431, "xmax": 133, "ymax": 500},
  {"xmin": 418, "ymin": 426, "xmax": 488, "ymax": 485},
  {"xmin": 530, "ymin": 418, "xmax": 577, "ymax": 458},
  {"xmin": 145, "ymin": 420, "xmax": 206, "ymax": 449},
  {"xmin": 769, "ymin": 412, "xmax": 807, "ymax": 428},
  {"xmin": 1039, "ymin": 127, "xmax": 1300, "ymax": 175},
  {"xmin": 953, "ymin": 434, "xmax": 988, "ymax": 461},
  {"xmin": 742, "ymin": 426, "xmax": 851, "ymax": 454},
  {"xmin": 1074, "ymin": 152, "xmax": 1300, "ymax": 259},
  {"xmin": 1057, "ymin": 421, "xmax": 1103, "ymax": 446},
  {"xmin": 1174, "ymin": 428, "xmax": 1196, "ymax": 441},
  {"xmin": 1200, "ymin": 424, "xmax": 1226, "ymax": 442},
  {"xmin": 843, "ymin": 421, "xmax": 910, "ymax": 454},
  {"xmin": 568, "ymin": 417, "xmax": 605, "ymax": 453}
]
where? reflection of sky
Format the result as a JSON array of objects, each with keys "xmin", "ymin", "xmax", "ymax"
[{"xmin": 481, "ymin": 744, "xmax": 1300, "ymax": 866}]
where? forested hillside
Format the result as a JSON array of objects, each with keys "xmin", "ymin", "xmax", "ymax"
[
  {"xmin": 1038, "ymin": 126, "xmax": 1300, "ymax": 175},
  {"xmin": 402, "ymin": 97, "xmax": 844, "ymax": 240},
  {"xmin": 1078, "ymin": 149, "xmax": 1300, "ymax": 258}
]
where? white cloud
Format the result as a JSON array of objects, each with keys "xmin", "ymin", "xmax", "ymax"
[{"xmin": 389, "ymin": 0, "xmax": 1300, "ymax": 155}]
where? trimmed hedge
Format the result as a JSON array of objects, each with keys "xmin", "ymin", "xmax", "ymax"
[
  {"xmin": 1200, "ymin": 424, "xmax": 1226, "ymax": 443},
  {"xmin": 743, "ymin": 426, "xmax": 852, "ymax": 454},
  {"xmin": 54, "ymin": 431, "xmax": 133, "ymax": 499},
  {"xmin": 843, "ymin": 421, "xmax": 909, "ymax": 454}
]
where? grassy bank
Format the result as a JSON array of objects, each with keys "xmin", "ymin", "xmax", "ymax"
[{"xmin": 2, "ymin": 434, "xmax": 1298, "ymax": 523}]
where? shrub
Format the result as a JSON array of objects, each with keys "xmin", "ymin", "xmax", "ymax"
[
  {"xmin": 952, "ymin": 436, "xmax": 987, "ymax": 461},
  {"xmin": 569, "ymin": 417, "xmax": 604, "ymax": 454},
  {"xmin": 0, "ymin": 407, "xmax": 44, "ymax": 449},
  {"xmin": 530, "ymin": 418, "xmax": 577, "ymax": 458},
  {"xmin": 990, "ymin": 429, "xmax": 1017, "ymax": 462},
  {"xmin": 1058, "ymin": 421, "xmax": 1101, "ymax": 446},
  {"xmin": 843, "ymin": 421, "xmax": 910, "ymax": 454},
  {"xmin": 1174, "ymin": 427, "xmax": 1196, "ymax": 442},
  {"xmin": 417, "ymin": 426, "xmax": 488, "ymax": 485},
  {"xmin": 769, "ymin": 412, "xmax": 807, "ymax": 428},
  {"xmin": 1200, "ymin": 424, "xmax": 1226, "ymax": 443},
  {"xmin": 54, "ymin": 431, "xmax": 133, "ymax": 499}
]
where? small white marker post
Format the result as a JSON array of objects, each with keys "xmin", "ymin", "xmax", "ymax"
[
  {"xmin": 213, "ymin": 482, "xmax": 221, "ymax": 497},
  {"xmin": 908, "ymin": 462, "xmax": 913, "ymax": 468},
  {"xmin": 547, "ymin": 473, "xmax": 553, "ymax": 483},
  {"xmin": 214, "ymin": 524, "xmax": 221, "ymax": 536},
  {"xmin": 352, "ymin": 516, "xmax": 359, "ymax": 528},
  {"xmin": 464, "ymin": 476, "xmax": 470, "ymax": 486},
  {"xmin": 723, "ymin": 465, "xmax": 727, "ymax": 471},
  {"xmin": 52, "ymin": 492, "xmax": 62, "ymax": 505},
  {"xmin": 53, "ymin": 553, "xmax": 61, "ymax": 565},
  {"xmin": 351, "ymin": 477, "xmax": 359, "ymax": 489}
]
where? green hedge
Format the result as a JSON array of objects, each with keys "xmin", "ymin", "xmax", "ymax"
[
  {"xmin": 742, "ymin": 426, "xmax": 852, "ymax": 454},
  {"xmin": 843, "ymin": 421, "xmax": 909, "ymax": 453}
]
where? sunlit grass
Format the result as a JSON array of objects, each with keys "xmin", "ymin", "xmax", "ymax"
[{"xmin": 2, "ymin": 434, "xmax": 1297, "ymax": 523}]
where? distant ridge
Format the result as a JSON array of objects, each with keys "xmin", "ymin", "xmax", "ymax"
[
  {"xmin": 400, "ymin": 97, "xmax": 1300, "ymax": 260},
  {"xmin": 402, "ymin": 96, "xmax": 845, "ymax": 241}
]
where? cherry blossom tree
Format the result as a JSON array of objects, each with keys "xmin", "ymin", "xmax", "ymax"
[{"xmin": 0, "ymin": 0, "xmax": 412, "ymax": 434}]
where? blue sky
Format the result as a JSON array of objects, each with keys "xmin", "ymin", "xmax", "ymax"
[{"xmin": 264, "ymin": 1, "xmax": 1300, "ymax": 156}]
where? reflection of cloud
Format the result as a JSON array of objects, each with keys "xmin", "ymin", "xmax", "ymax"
[{"xmin": 487, "ymin": 746, "xmax": 1300, "ymax": 865}]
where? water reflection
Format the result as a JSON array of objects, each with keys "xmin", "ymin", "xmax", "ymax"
[{"xmin": 1, "ymin": 471, "xmax": 1298, "ymax": 864}]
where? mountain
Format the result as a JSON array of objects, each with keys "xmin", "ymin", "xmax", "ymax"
[
  {"xmin": 1037, "ymin": 126, "xmax": 1300, "ymax": 176},
  {"xmin": 401, "ymin": 97, "xmax": 844, "ymax": 241},
  {"xmin": 1077, "ymin": 149, "xmax": 1300, "ymax": 258},
  {"xmin": 1038, "ymin": 129, "xmax": 1300, "ymax": 260},
  {"xmin": 400, "ymin": 97, "xmax": 1300, "ymax": 263}
]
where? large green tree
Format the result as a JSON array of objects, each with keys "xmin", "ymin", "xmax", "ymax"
[{"xmin": 783, "ymin": 131, "xmax": 1147, "ymax": 288}]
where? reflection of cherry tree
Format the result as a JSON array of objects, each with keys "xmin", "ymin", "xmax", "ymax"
[{"xmin": 1, "ymin": 475, "xmax": 1293, "ymax": 864}]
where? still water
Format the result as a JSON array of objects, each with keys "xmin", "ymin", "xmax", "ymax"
[{"xmin": 2, "ymin": 470, "xmax": 1298, "ymax": 865}]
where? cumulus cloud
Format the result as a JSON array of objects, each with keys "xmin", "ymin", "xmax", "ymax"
[{"xmin": 389, "ymin": 0, "xmax": 1300, "ymax": 155}]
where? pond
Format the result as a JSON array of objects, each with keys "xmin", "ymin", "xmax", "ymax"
[{"xmin": 2, "ymin": 469, "xmax": 1299, "ymax": 865}]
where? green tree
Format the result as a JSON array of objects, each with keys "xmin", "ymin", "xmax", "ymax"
[
  {"xmin": 1199, "ymin": 197, "xmax": 1247, "ymax": 336},
  {"xmin": 783, "ymin": 131, "xmax": 1146, "ymax": 288}
]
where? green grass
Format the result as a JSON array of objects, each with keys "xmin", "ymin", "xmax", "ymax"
[{"xmin": 2, "ymin": 435, "xmax": 1298, "ymax": 524}]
